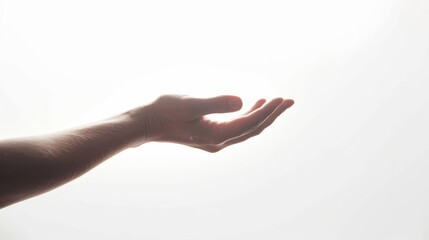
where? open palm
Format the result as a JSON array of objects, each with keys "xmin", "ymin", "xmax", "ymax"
[{"xmin": 143, "ymin": 95, "xmax": 294, "ymax": 152}]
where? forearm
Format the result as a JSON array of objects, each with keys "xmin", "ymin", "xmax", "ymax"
[{"xmin": 0, "ymin": 108, "xmax": 147, "ymax": 208}]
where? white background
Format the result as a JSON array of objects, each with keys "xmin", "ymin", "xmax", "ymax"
[{"xmin": 1, "ymin": 0, "xmax": 428, "ymax": 239}]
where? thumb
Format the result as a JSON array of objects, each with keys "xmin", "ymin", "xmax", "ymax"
[{"xmin": 187, "ymin": 95, "xmax": 243, "ymax": 116}]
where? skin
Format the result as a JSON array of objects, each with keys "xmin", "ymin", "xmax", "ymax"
[{"xmin": 0, "ymin": 94, "xmax": 294, "ymax": 209}]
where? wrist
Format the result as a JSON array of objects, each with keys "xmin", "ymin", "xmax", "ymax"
[{"xmin": 123, "ymin": 104, "xmax": 160, "ymax": 146}]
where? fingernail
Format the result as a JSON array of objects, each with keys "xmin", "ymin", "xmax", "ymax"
[{"xmin": 229, "ymin": 99, "xmax": 242, "ymax": 110}]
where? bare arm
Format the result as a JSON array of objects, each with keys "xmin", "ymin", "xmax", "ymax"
[{"xmin": 0, "ymin": 94, "xmax": 294, "ymax": 208}]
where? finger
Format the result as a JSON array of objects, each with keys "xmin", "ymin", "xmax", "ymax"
[
  {"xmin": 213, "ymin": 97, "xmax": 285, "ymax": 143},
  {"xmin": 186, "ymin": 95, "xmax": 243, "ymax": 117},
  {"xmin": 244, "ymin": 99, "xmax": 266, "ymax": 115},
  {"xmin": 221, "ymin": 99, "xmax": 294, "ymax": 149}
]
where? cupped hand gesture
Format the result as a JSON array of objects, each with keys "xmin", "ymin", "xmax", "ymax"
[{"xmin": 139, "ymin": 95, "xmax": 294, "ymax": 152}]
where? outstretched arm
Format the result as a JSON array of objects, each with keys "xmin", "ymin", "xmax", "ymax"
[{"xmin": 0, "ymin": 95, "xmax": 294, "ymax": 208}]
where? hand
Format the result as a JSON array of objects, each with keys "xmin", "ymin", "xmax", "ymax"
[{"xmin": 135, "ymin": 95, "xmax": 294, "ymax": 152}]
